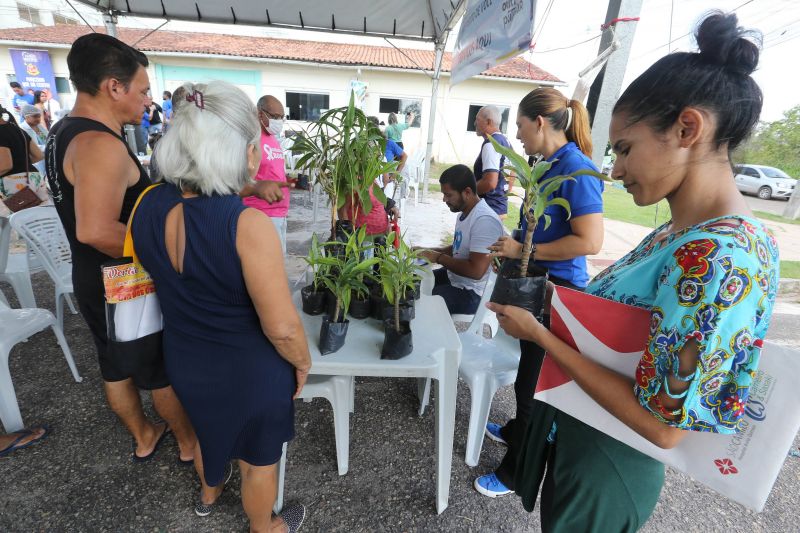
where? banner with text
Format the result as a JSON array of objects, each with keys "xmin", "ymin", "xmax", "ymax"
[
  {"xmin": 9, "ymin": 48, "xmax": 58, "ymax": 98},
  {"xmin": 450, "ymin": 0, "xmax": 535, "ymax": 86}
]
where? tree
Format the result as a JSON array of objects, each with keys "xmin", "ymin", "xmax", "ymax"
[{"xmin": 734, "ymin": 105, "xmax": 800, "ymax": 178}]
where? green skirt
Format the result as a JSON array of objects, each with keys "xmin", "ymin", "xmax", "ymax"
[{"xmin": 515, "ymin": 402, "xmax": 665, "ymax": 533}]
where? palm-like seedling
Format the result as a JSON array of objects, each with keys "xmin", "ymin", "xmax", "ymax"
[
  {"xmin": 291, "ymin": 91, "xmax": 399, "ymax": 233},
  {"xmin": 487, "ymin": 135, "xmax": 608, "ymax": 277}
]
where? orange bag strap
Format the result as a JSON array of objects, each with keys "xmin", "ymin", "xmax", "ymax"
[{"xmin": 123, "ymin": 183, "xmax": 162, "ymax": 262}]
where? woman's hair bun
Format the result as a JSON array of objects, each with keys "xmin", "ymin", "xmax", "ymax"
[{"xmin": 695, "ymin": 10, "xmax": 761, "ymax": 75}]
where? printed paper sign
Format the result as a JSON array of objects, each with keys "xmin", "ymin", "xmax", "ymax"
[
  {"xmin": 535, "ymin": 286, "xmax": 800, "ymax": 512},
  {"xmin": 451, "ymin": 0, "xmax": 535, "ymax": 86}
]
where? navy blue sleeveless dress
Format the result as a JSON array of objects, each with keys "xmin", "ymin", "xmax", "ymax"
[{"xmin": 131, "ymin": 184, "xmax": 295, "ymax": 485}]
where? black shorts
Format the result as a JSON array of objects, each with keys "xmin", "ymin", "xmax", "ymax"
[{"xmin": 73, "ymin": 269, "xmax": 169, "ymax": 390}]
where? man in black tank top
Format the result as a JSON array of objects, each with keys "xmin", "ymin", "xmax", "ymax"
[{"xmin": 46, "ymin": 33, "xmax": 196, "ymax": 464}]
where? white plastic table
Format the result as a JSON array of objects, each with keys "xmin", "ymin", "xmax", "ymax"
[{"xmin": 293, "ymin": 291, "xmax": 461, "ymax": 514}]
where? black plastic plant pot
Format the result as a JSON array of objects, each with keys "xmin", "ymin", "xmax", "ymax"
[
  {"xmin": 349, "ymin": 293, "xmax": 371, "ymax": 319},
  {"xmin": 324, "ymin": 289, "xmax": 338, "ymax": 318},
  {"xmin": 381, "ymin": 319, "xmax": 413, "ymax": 360},
  {"xmin": 319, "ymin": 316, "xmax": 349, "ymax": 355},
  {"xmin": 490, "ymin": 259, "xmax": 549, "ymax": 322},
  {"xmin": 369, "ymin": 286, "xmax": 387, "ymax": 320},
  {"xmin": 300, "ymin": 284, "xmax": 326, "ymax": 315},
  {"xmin": 296, "ymin": 174, "xmax": 309, "ymax": 190},
  {"xmin": 382, "ymin": 300, "xmax": 415, "ymax": 323},
  {"xmin": 412, "ymin": 280, "xmax": 422, "ymax": 300},
  {"xmin": 333, "ymin": 220, "xmax": 354, "ymax": 242}
]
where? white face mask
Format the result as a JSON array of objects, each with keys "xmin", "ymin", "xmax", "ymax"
[{"xmin": 266, "ymin": 118, "xmax": 284, "ymax": 136}]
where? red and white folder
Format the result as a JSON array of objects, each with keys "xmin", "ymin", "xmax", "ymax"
[{"xmin": 534, "ymin": 287, "xmax": 800, "ymax": 512}]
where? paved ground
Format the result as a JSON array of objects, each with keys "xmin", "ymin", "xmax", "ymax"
[
  {"xmin": 742, "ymin": 193, "xmax": 792, "ymax": 217},
  {"xmin": 2, "ymin": 189, "xmax": 799, "ymax": 532}
]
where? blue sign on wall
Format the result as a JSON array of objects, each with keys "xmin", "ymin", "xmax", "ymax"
[{"xmin": 9, "ymin": 48, "xmax": 58, "ymax": 98}]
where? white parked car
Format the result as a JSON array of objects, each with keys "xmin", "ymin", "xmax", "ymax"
[{"xmin": 733, "ymin": 164, "xmax": 796, "ymax": 200}]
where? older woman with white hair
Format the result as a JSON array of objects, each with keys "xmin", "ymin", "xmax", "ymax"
[{"xmin": 131, "ymin": 81, "xmax": 310, "ymax": 532}]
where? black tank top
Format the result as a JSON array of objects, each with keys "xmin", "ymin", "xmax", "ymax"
[{"xmin": 46, "ymin": 117, "xmax": 150, "ymax": 278}]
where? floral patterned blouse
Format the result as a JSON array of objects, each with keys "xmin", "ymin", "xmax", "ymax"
[{"xmin": 586, "ymin": 216, "xmax": 779, "ymax": 434}]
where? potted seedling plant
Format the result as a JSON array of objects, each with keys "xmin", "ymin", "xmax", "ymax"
[
  {"xmin": 291, "ymin": 91, "xmax": 398, "ymax": 240},
  {"xmin": 378, "ymin": 232, "xmax": 422, "ymax": 359},
  {"xmin": 300, "ymin": 233, "xmax": 329, "ymax": 315},
  {"xmin": 486, "ymin": 135, "xmax": 606, "ymax": 321},
  {"xmin": 316, "ymin": 228, "xmax": 379, "ymax": 355},
  {"xmin": 344, "ymin": 226, "xmax": 373, "ymax": 319}
]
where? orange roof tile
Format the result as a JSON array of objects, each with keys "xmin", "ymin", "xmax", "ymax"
[{"xmin": 0, "ymin": 25, "xmax": 562, "ymax": 83}]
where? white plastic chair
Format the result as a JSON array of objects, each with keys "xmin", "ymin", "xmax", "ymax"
[
  {"xmin": 0, "ymin": 298, "xmax": 82, "ymax": 432},
  {"xmin": 417, "ymin": 272, "xmax": 522, "ymax": 466},
  {"xmin": 418, "ymin": 271, "xmax": 499, "ymax": 415},
  {"xmin": 400, "ymin": 149, "xmax": 425, "ymax": 206},
  {"xmin": 0, "ymin": 216, "xmax": 37, "ymax": 308},
  {"xmin": 458, "ymin": 314, "xmax": 520, "ymax": 467},
  {"xmin": 9, "ymin": 207, "xmax": 77, "ymax": 330},
  {"xmin": 274, "ymin": 374, "xmax": 354, "ymax": 513}
]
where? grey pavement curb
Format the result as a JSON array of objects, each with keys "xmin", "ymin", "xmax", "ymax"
[{"xmin": 779, "ymin": 278, "xmax": 800, "ymax": 294}]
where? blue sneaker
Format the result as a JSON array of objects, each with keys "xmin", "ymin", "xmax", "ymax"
[
  {"xmin": 485, "ymin": 422, "xmax": 508, "ymax": 445},
  {"xmin": 474, "ymin": 472, "xmax": 513, "ymax": 497}
]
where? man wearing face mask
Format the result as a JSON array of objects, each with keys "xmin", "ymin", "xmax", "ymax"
[{"xmin": 241, "ymin": 95, "xmax": 291, "ymax": 253}]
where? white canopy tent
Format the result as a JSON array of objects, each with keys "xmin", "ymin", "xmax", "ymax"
[{"xmin": 72, "ymin": 0, "xmax": 471, "ymax": 194}]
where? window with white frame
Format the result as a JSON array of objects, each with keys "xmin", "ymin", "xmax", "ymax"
[
  {"xmin": 466, "ymin": 104, "xmax": 510, "ymax": 134},
  {"xmin": 378, "ymin": 97, "xmax": 422, "ymax": 127},
  {"xmin": 53, "ymin": 13, "xmax": 79, "ymax": 25},
  {"xmin": 286, "ymin": 92, "xmax": 329, "ymax": 122},
  {"xmin": 16, "ymin": 2, "xmax": 42, "ymax": 25}
]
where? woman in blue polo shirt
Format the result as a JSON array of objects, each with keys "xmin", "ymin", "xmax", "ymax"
[{"xmin": 474, "ymin": 87, "xmax": 604, "ymax": 497}]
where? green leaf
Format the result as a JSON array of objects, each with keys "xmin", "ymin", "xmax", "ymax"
[
  {"xmin": 488, "ymin": 135, "xmax": 530, "ymax": 179},
  {"xmin": 548, "ymin": 197, "xmax": 572, "ymax": 219},
  {"xmin": 372, "ymin": 185, "xmax": 387, "ymax": 205},
  {"xmin": 543, "ymin": 213, "xmax": 552, "ymax": 230}
]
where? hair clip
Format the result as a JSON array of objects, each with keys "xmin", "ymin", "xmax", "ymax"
[{"xmin": 186, "ymin": 89, "xmax": 204, "ymax": 110}]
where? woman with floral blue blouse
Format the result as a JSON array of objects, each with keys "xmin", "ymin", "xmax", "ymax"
[{"xmin": 486, "ymin": 11, "xmax": 778, "ymax": 532}]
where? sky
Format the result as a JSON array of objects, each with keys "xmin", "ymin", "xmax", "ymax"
[{"xmin": 525, "ymin": 0, "xmax": 800, "ymax": 123}]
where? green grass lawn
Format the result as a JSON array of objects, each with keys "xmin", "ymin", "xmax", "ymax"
[
  {"xmin": 504, "ymin": 206, "xmax": 520, "ymax": 233},
  {"xmin": 752, "ymin": 210, "xmax": 800, "ymax": 226},
  {"xmin": 781, "ymin": 261, "xmax": 800, "ymax": 279},
  {"xmin": 602, "ymin": 185, "xmax": 672, "ymax": 228}
]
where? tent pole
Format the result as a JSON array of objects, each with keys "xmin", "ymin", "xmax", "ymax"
[
  {"xmin": 103, "ymin": 10, "xmax": 118, "ymax": 37},
  {"xmin": 422, "ymin": 40, "xmax": 445, "ymax": 199}
]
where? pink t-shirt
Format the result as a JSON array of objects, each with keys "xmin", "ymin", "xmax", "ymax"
[{"xmin": 243, "ymin": 131, "xmax": 289, "ymax": 217}]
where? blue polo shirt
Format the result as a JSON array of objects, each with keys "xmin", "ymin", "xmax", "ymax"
[{"xmin": 519, "ymin": 142, "xmax": 603, "ymax": 287}]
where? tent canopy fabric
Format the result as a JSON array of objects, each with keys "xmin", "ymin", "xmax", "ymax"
[{"xmin": 73, "ymin": 0, "xmax": 465, "ymax": 42}]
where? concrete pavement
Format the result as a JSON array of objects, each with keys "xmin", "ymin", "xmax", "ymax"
[{"xmin": 1, "ymin": 189, "xmax": 798, "ymax": 531}]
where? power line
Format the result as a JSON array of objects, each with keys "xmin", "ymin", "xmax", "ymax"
[
  {"xmin": 632, "ymin": 0, "xmax": 758, "ymax": 61},
  {"xmin": 533, "ymin": 33, "xmax": 601, "ymax": 54},
  {"xmin": 530, "ymin": 0, "xmax": 556, "ymax": 49}
]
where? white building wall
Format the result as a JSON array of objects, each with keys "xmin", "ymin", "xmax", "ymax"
[
  {"xmin": 0, "ymin": 0, "xmax": 102, "ymax": 28},
  {"xmin": 1, "ymin": 41, "xmax": 549, "ymax": 164}
]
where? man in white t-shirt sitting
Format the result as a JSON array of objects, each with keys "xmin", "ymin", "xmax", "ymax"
[{"xmin": 417, "ymin": 164, "xmax": 504, "ymax": 314}]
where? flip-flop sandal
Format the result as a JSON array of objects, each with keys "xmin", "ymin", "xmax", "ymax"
[
  {"xmin": 279, "ymin": 504, "xmax": 307, "ymax": 533},
  {"xmin": 0, "ymin": 425, "xmax": 50, "ymax": 458},
  {"xmin": 178, "ymin": 456, "xmax": 194, "ymax": 466},
  {"xmin": 194, "ymin": 463, "xmax": 234, "ymax": 517},
  {"xmin": 132, "ymin": 424, "xmax": 171, "ymax": 463}
]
